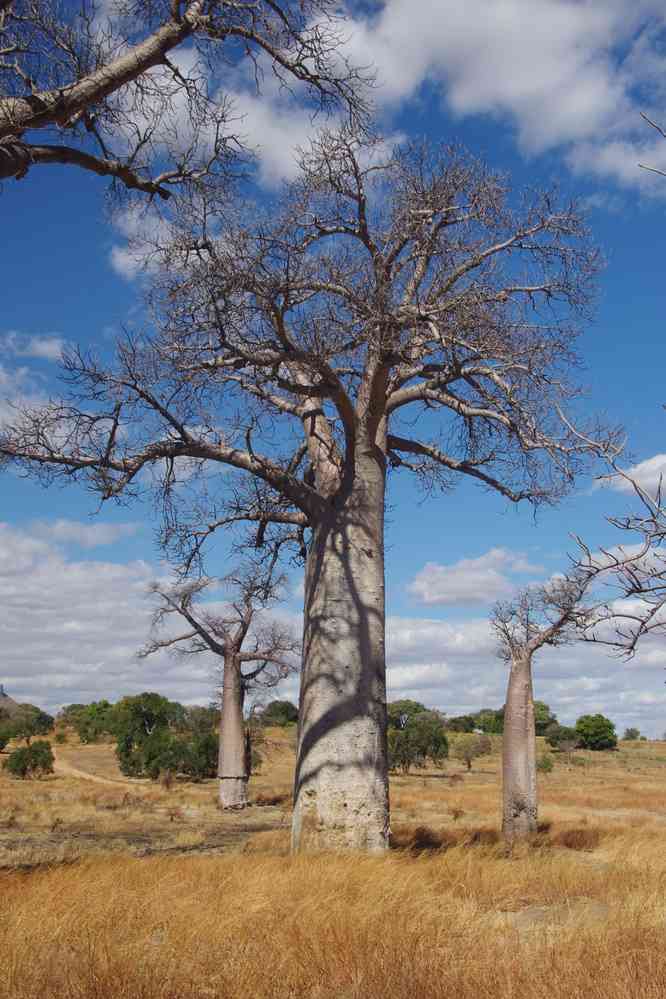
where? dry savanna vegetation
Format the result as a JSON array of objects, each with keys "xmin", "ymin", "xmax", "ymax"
[{"xmin": 2, "ymin": 731, "xmax": 666, "ymax": 998}]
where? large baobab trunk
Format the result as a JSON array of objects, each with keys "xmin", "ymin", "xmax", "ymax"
[
  {"xmin": 218, "ymin": 659, "xmax": 249, "ymax": 809},
  {"xmin": 502, "ymin": 655, "xmax": 538, "ymax": 844},
  {"xmin": 292, "ymin": 455, "xmax": 389, "ymax": 852}
]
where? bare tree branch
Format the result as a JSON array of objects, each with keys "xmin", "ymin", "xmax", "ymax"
[
  {"xmin": 141, "ymin": 562, "xmax": 299, "ymax": 687},
  {"xmin": 570, "ymin": 442, "xmax": 666, "ymax": 657},
  {"xmin": 0, "ymin": 0, "xmax": 372, "ymax": 197}
]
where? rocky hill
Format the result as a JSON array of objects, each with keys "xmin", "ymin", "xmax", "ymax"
[{"xmin": 0, "ymin": 685, "xmax": 26, "ymax": 719}]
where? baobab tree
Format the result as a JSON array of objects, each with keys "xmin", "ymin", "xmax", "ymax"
[
  {"xmin": 492, "ymin": 575, "xmax": 595, "ymax": 845},
  {"xmin": 0, "ymin": 0, "xmax": 369, "ymax": 196},
  {"xmin": 0, "ymin": 130, "xmax": 619, "ymax": 851},
  {"xmin": 140, "ymin": 563, "xmax": 298, "ymax": 808}
]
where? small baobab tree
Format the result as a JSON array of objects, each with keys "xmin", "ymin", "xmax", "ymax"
[
  {"xmin": 140, "ymin": 563, "xmax": 298, "ymax": 809},
  {"xmin": 0, "ymin": 130, "xmax": 619, "ymax": 851},
  {"xmin": 492, "ymin": 575, "xmax": 594, "ymax": 845}
]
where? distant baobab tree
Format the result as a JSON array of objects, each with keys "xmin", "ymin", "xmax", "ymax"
[
  {"xmin": 140, "ymin": 561, "xmax": 298, "ymax": 809},
  {"xmin": 492, "ymin": 576, "xmax": 597, "ymax": 844},
  {"xmin": 0, "ymin": 129, "xmax": 619, "ymax": 851}
]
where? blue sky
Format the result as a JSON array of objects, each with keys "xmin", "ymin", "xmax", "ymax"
[{"xmin": 2, "ymin": 0, "xmax": 666, "ymax": 734}]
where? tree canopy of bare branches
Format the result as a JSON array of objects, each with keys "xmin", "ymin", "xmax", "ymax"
[
  {"xmin": 572, "ymin": 453, "xmax": 666, "ymax": 656},
  {"xmin": 141, "ymin": 560, "xmax": 298, "ymax": 807},
  {"xmin": 0, "ymin": 0, "xmax": 370, "ymax": 198},
  {"xmin": 493, "ymin": 575, "xmax": 595, "ymax": 665},
  {"xmin": 0, "ymin": 130, "xmax": 620, "ymax": 851}
]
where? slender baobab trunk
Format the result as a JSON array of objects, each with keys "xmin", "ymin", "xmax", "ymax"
[
  {"xmin": 502, "ymin": 654, "xmax": 538, "ymax": 844},
  {"xmin": 292, "ymin": 452, "xmax": 389, "ymax": 852},
  {"xmin": 218, "ymin": 658, "xmax": 249, "ymax": 809}
]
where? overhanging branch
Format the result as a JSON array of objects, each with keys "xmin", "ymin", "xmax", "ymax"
[{"xmin": 0, "ymin": 142, "xmax": 173, "ymax": 198}]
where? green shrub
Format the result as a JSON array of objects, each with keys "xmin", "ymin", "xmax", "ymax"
[
  {"xmin": 575, "ymin": 714, "xmax": 617, "ymax": 751},
  {"xmin": 114, "ymin": 693, "xmax": 188, "ymax": 777},
  {"xmin": 181, "ymin": 731, "xmax": 218, "ymax": 780},
  {"xmin": 142, "ymin": 730, "xmax": 185, "ymax": 780},
  {"xmin": 534, "ymin": 701, "xmax": 558, "ymax": 736},
  {"xmin": 473, "ymin": 708, "xmax": 504, "ymax": 735},
  {"xmin": 387, "ymin": 700, "xmax": 428, "ymax": 729},
  {"xmin": 54, "ymin": 730, "xmax": 67, "ymax": 745},
  {"xmin": 536, "ymin": 753, "xmax": 554, "ymax": 774},
  {"xmin": 250, "ymin": 747, "xmax": 263, "ymax": 773},
  {"xmin": 450, "ymin": 733, "xmax": 491, "ymax": 771},
  {"xmin": 388, "ymin": 710, "xmax": 448, "ymax": 773},
  {"xmin": 117, "ymin": 729, "xmax": 219, "ymax": 781},
  {"xmin": 11, "ymin": 708, "xmax": 54, "ymax": 745},
  {"xmin": 545, "ymin": 723, "xmax": 580, "ymax": 751},
  {"xmin": 4, "ymin": 740, "xmax": 55, "ymax": 779},
  {"xmin": 259, "ymin": 700, "xmax": 298, "ymax": 727},
  {"xmin": 4, "ymin": 747, "xmax": 31, "ymax": 778},
  {"xmin": 445, "ymin": 714, "xmax": 476, "ymax": 733},
  {"xmin": 181, "ymin": 705, "xmax": 220, "ymax": 735}
]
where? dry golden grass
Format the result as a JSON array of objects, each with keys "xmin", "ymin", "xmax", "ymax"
[
  {"xmin": 3, "ymin": 841, "xmax": 666, "ymax": 999},
  {"xmin": 2, "ymin": 734, "xmax": 666, "ymax": 997}
]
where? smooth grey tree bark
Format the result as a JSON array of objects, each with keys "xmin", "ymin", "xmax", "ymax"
[
  {"xmin": 140, "ymin": 567, "xmax": 297, "ymax": 810},
  {"xmin": 218, "ymin": 656, "xmax": 250, "ymax": 809},
  {"xmin": 293, "ymin": 442, "xmax": 389, "ymax": 850},
  {"xmin": 501, "ymin": 654, "xmax": 538, "ymax": 843}
]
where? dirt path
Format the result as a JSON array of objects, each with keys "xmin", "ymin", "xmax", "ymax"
[{"xmin": 52, "ymin": 751, "xmax": 131, "ymax": 787}]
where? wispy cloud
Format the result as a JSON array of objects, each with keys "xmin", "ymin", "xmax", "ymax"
[
  {"xmin": 2, "ymin": 331, "xmax": 66, "ymax": 361},
  {"xmin": 30, "ymin": 519, "xmax": 141, "ymax": 550}
]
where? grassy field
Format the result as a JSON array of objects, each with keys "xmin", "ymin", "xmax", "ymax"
[{"xmin": 2, "ymin": 732, "xmax": 666, "ymax": 998}]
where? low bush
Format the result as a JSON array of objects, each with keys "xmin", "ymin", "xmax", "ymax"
[
  {"xmin": 450, "ymin": 733, "xmax": 491, "ymax": 771},
  {"xmin": 3, "ymin": 740, "xmax": 54, "ymax": 779},
  {"xmin": 551, "ymin": 827, "xmax": 601, "ymax": 851},
  {"xmin": 117, "ymin": 730, "xmax": 218, "ymax": 781},
  {"xmin": 254, "ymin": 791, "xmax": 291, "ymax": 807},
  {"xmin": 389, "ymin": 824, "xmax": 456, "ymax": 852},
  {"xmin": 389, "ymin": 823, "xmax": 502, "ymax": 852},
  {"xmin": 463, "ymin": 827, "xmax": 500, "ymax": 847},
  {"xmin": 545, "ymin": 723, "xmax": 580, "ymax": 751},
  {"xmin": 258, "ymin": 700, "xmax": 298, "ymax": 727}
]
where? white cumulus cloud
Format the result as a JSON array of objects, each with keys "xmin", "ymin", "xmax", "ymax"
[
  {"xmin": 407, "ymin": 547, "xmax": 542, "ymax": 606},
  {"xmin": 345, "ymin": 0, "xmax": 666, "ymax": 192},
  {"xmin": 2, "ymin": 522, "xmax": 665, "ymax": 735},
  {"xmin": 606, "ymin": 453, "xmax": 666, "ymax": 497}
]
